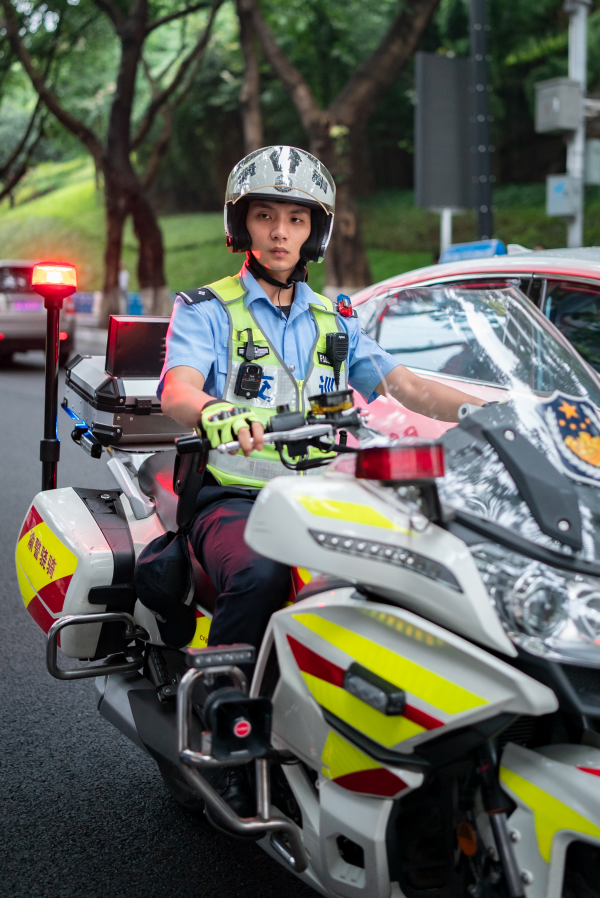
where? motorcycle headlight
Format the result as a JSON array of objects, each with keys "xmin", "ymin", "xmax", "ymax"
[{"xmin": 472, "ymin": 543, "xmax": 600, "ymax": 665}]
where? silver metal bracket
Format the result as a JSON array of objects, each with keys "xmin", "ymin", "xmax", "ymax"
[
  {"xmin": 107, "ymin": 455, "xmax": 156, "ymax": 519},
  {"xmin": 177, "ymin": 665, "xmax": 308, "ymax": 873},
  {"xmin": 47, "ymin": 612, "xmax": 146, "ymax": 680}
]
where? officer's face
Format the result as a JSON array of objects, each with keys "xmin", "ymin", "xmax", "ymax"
[{"xmin": 246, "ymin": 200, "xmax": 311, "ymax": 272}]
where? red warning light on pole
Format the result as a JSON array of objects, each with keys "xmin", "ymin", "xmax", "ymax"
[
  {"xmin": 32, "ymin": 263, "xmax": 77, "ymax": 288},
  {"xmin": 32, "ymin": 262, "xmax": 77, "ymax": 310}
]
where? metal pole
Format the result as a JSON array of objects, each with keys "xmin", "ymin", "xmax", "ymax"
[
  {"xmin": 41, "ymin": 300, "xmax": 61, "ymax": 490},
  {"xmin": 469, "ymin": 0, "xmax": 494, "ymax": 240},
  {"xmin": 440, "ymin": 208, "xmax": 453, "ymax": 255},
  {"xmin": 565, "ymin": 0, "xmax": 589, "ymax": 248}
]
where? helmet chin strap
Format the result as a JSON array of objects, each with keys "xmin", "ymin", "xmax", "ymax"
[{"xmin": 246, "ymin": 251, "xmax": 307, "ymax": 289}]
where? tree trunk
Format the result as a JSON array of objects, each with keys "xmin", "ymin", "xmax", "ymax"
[
  {"xmin": 130, "ymin": 189, "xmax": 170, "ymax": 315},
  {"xmin": 312, "ymin": 126, "xmax": 372, "ymax": 296},
  {"xmin": 100, "ymin": 173, "xmax": 128, "ymax": 327},
  {"xmin": 237, "ymin": 0, "xmax": 264, "ymax": 153},
  {"xmin": 102, "ymin": 5, "xmax": 168, "ymax": 318}
]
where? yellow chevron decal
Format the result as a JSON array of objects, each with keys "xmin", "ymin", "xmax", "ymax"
[
  {"xmin": 500, "ymin": 767, "xmax": 600, "ymax": 862},
  {"xmin": 293, "ymin": 613, "xmax": 486, "ymax": 716},
  {"xmin": 296, "ymin": 495, "xmax": 412, "ymax": 534},
  {"xmin": 322, "ymin": 729, "xmax": 380, "ymax": 780},
  {"xmin": 16, "ymin": 557, "xmax": 36, "ymax": 608},
  {"xmin": 304, "ymin": 672, "xmax": 423, "ymax": 747},
  {"xmin": 16, "ymin": 519, "xmax": 77, "ymax": 599}
]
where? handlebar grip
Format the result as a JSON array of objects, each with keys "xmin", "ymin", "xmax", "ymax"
[{"xmin": 216, "ymin": 423, "xmax": 335, "ymax": 454}]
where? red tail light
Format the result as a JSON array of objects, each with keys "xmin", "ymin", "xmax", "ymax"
[
  {"xmin": 356, "ymin": 444, "xmax": 445, "ymax": 481},
  {"xmin": 59, "ymin": 332, "xmax": 68, "ymax": 341}
]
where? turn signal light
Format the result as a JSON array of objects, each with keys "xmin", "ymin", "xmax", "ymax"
[
  {"xmin": 32, "ymin": 263, "xmax": 77, "ymax": 288},
  {"xmin": 356, "ymin": 443, "xmax": 445, "ymax": 481}
]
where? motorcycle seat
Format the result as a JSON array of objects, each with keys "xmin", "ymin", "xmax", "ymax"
[
  {"xmin": 138, "ymin": 450, "xmax": 218, "ymax": 613},
  {"xmin": 138, "ymin": 450, "xmax": 178, "ymax": 532}
]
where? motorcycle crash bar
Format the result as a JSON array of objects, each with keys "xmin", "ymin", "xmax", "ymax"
[
  {"xmin": 46, "ymin": 613, "xmax": 146, "ymax": 680},
  {"xmin": 177, "ymin": 655, "xmax": 308, "ymax": 873}
]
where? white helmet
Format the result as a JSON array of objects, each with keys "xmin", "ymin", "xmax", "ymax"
[{"xmin": 224, "ymin": 146, "xmax": 336, "ymax": 263}]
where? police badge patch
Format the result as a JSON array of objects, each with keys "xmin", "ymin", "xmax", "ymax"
[{"xmin": 540, "ymin": 392, "xmax": 600, "ymax": 485}]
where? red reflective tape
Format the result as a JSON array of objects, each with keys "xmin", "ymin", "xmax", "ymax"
[
  {"xmin": 403, "ymin": 703, "xmax": 444, "ymax": 731},
  {"xmin": 26, "ymin": 594, "xmax": 55, "ymax": 635},
  {"xmin": 19, "ymin": 505, "xmax": 43, "ymax": 542},
  {"xmin": 578, "ymin": 766, "xmax": 600, "ymax": 777},
  {"xmin": 37, "ymin": 575, "xmax": 73, "ymax": 614},
  {"xmin": 334, "ymin": 768, "xmax": 408, "ymax": 797},
  {"xmin": 287, "ymin": 634, "xmax": 345, "ymax": 688}
]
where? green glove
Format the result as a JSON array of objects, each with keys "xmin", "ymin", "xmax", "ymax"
[{"xmin": 197, "ymin": 401, "xmax": 262, "ymax": 449}]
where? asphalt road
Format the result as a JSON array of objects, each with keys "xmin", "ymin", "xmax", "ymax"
[{"xmin": 0, "ymin": 353, "xmax": 315, "ymax": 898}]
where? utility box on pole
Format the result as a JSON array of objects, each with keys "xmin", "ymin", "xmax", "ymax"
[
  {"xmin": 585, "ymin": 139, "xmax": 600, "ymax": 184},
  {"xmin": 547, "ymin": 175, "xmax": 583, "ymax": 216},
  {"xmin": 535, "ymin": 78, "xmax": 581, "ymax": 132}
]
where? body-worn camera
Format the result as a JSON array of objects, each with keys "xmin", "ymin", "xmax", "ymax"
[{"xmin": 234, "ymin": 328, "xmax": 264, "ymax": 399}]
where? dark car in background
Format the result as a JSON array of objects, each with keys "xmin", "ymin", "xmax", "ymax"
[{"xmin": 0, "ymin": 260, "xmax": 75, "ymax": 365}]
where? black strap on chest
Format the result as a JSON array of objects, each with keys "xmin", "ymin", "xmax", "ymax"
[{"xmin": 177, "ymin": 287, "xmax": 217, "ymax": 305}]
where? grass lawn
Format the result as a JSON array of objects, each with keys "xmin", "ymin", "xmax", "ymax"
[{"xmin": 2, "ymin": 157, "xmax": 600, "ymax": 293}]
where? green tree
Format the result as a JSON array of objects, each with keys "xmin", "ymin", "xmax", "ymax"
[
  {"xmin": 242, "ymin": 0, "xmax": 441, "ymax": 294},
  {"xmin": 1, "ymin": 0, "xmax": 221, "ymax": 321}
]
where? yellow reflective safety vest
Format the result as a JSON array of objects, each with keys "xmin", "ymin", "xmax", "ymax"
[{"xmin": 204, "ymin": 275, "xmax": 348, "ymax": 489}]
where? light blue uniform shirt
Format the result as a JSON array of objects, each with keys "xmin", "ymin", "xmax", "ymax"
[{"xmin": 157, "ymin": 265, "xmax": 398, "ymax": 403}]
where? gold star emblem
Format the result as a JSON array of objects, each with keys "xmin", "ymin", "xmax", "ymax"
[{"xmin": 558, "ymin": 401, "xmax": 579, "ymax": 420}]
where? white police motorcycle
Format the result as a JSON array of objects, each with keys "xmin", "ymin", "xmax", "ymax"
[{"xmin": 16, "ymin": 269, "xmax": 600, "ymax": 898}]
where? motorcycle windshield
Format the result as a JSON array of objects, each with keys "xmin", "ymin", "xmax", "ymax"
[{"xmin": 367, "ymin": 283, "xmax": 600, "ymax": 558}]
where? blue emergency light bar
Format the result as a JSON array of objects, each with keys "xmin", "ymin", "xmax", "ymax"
[{"xmin": 439, "ymin": 239, "xmax": 507, "ymax": 265}]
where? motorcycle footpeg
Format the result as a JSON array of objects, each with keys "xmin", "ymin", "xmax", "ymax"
[{"xmin": 157, "ymin": 681, "xmax": 178, "ymax": 702}]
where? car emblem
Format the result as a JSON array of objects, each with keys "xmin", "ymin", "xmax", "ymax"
[{"xmin": 539, "ymin": 392, "xmax": 600, "ymax": 485}]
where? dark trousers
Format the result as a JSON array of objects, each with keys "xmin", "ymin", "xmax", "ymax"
[{"xmin": 188, "ymin": 486, "xmax": 290, "ymax": 656}]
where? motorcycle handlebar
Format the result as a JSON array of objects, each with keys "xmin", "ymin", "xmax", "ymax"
[{"xmin": 216, "ymin": 422, "xmax": 335, "ymax": 454}]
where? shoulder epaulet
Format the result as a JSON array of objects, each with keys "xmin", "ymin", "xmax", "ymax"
[{"xmin": 177, "ymin": 287, "xmax": 217, "ymax": 305}]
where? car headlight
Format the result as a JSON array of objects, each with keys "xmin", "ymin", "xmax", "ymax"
[{"xmin": 472, "ymin": 543, "xmax": 600, "ymax": 664}]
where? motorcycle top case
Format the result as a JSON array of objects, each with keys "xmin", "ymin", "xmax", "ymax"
[
  {"xmin": 15, "ymin": 487, "xmax": 137, "ymax": 659},
  {"xmin": 63, "ymin": 317, "xmax": 190, "ymax": 447}
]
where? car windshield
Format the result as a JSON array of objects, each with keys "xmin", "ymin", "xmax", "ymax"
[
  {"xmin": 371, "ymin": 284, "xmax": 600, "ymax": 403},
  {"xmin": 0, "ymin": 266, "xmax": 33, "ymax": 293}
]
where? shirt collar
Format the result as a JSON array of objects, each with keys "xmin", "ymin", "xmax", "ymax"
[{"xmin": 239, "ymin": 263, "xmax": 327, "ymax": 315}]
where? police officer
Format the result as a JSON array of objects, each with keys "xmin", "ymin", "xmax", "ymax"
[{"xmin": 159, "ymin": 146, "xmax": 481, "ymax": 813}]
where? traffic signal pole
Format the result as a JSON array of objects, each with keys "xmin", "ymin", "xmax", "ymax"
[
  {"xmin": 469, "ymin": 0, "xmax": 494, "ymax": 241},
  {"xmin": 565, "ymin": 0, "xmax": 589, "ymax": 249}
]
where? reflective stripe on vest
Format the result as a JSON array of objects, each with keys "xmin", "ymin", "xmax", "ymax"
[{"xmin": 204, "ymin": 275, "xmax": 347, "ymax": 488}]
